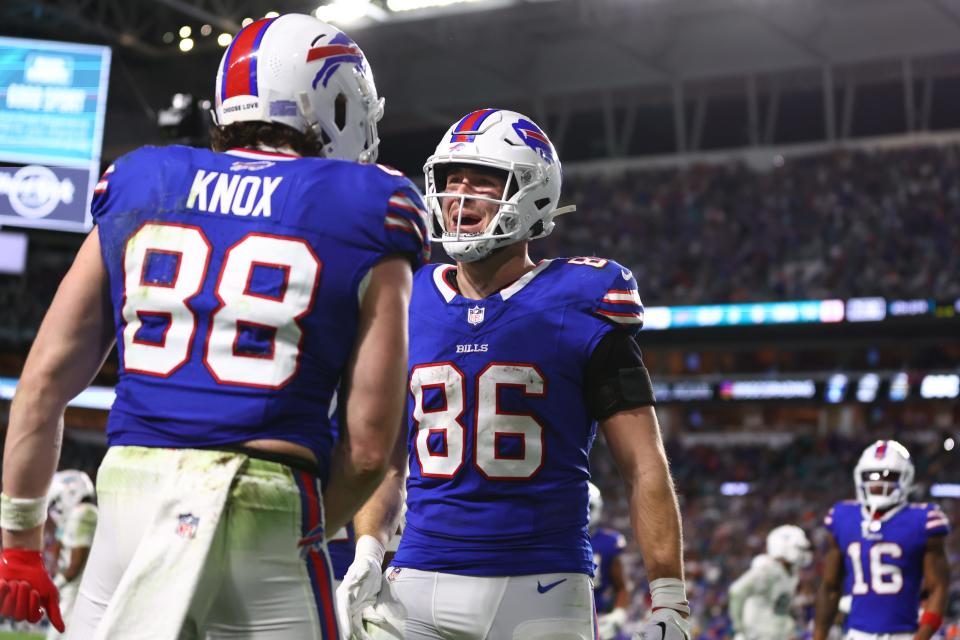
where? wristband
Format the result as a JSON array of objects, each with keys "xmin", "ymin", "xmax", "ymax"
[
  {"xmin": 0, "ymin": 493, "xmax": 47, "ymax": 531},
  {"xmin": 920, "ymin": 611, "xmax": 943, "ymax": 631},
  {"xmin": 355, "ymin": 535, "xmax": 386, "ymax": 566},
  {"xmin": 650, "ymin": 577, "xmax": 690, "ymax": 616}
]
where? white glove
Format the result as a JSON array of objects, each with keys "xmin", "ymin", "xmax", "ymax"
[
  {"xmin": 632, "ymin": 609, "xmax": 691, "ymax": 640},
  {"xmin": 334, "ymin": 535, "xmax": 385, "ymax": 640},
  {"xmin": 597, "ymin": 607, "xmax": 628, "ymax": 640},
  {"xmin": 733, "ymin": 633, "xmax": 747, "ymax": 640}
]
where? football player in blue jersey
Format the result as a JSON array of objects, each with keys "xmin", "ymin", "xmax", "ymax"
[
  {"xmin": 0, "ymin": 13, "xmax": 430, "ymax": 639},
  {"xmin": 336, "ymin": 109, "xmax": 690, "ymax": 640},
  {"xmin": 813, "ymin": 440, "xmax": 951, "ymax": 640},
  {"xmin": 589, "ymin": 482, "xmax": 633, "ymax": 640}
]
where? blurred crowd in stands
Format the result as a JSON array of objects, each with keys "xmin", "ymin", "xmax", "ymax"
[
  {"xmin": 1, "ymin": 143, "xmax": 959, "ymax": 351},
  {"xmin": 538, "ymin": 144, "xmax": 960, "ymax": 306},
  {"xmin": 590, "ymin": 433, "xmax": 960, "ymax": 639}
]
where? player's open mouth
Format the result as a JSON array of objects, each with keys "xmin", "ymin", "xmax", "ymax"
[{"xmin": 451, "ymin": 212, "xmax": 485, "ymax": 233}]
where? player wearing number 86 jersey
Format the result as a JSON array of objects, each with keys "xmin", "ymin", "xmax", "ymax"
[
  {"xmin": 813, "ymin": 440, "xmax": 951, "ymax": 640},
  {"xmin": 337, "ymin": 109, "xmax": 690, "ymax": 640},
  {"xmin": 0, "ymin": 13, "xmax": 428, "ymax": 640}
]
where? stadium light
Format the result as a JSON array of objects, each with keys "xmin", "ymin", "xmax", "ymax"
[
  {"xmin": 241, "ymin": 18, "xmax": 254, "ymax": 27},
  {"xmin": 179, "ymin": 26, "xmax": 192, "ymax": 38},
  {"xmin": 217, "ymin": 33, "xmax": 233, "ymax": 47},
  {"xmin": 200, "ymin": 24, "xmax": 213, "ymax": 36},
  {"xmin": 178, "ymin": 38, "xmax": 194, "ymax": 52},
  {"xmin": 931, "ymin": 483, "xmax": 960, "ymax": 499},
  {"xmin": 315, "ymin": 0, "xmax": 375, "ymax": 25},
  {"xmin": 387, "ymin": 0, "xmax": 492, "ymax": 10},
  {"xmin": 720, "ymin": 482, "xmax": 751, "ymax": 496},
  {"xmin": 945, "ymin": 437, "xmax": 956, "ymax": 452},
  {"xmin": 265, "ymin": 11, "xmax": 280, "ymax": 18}
]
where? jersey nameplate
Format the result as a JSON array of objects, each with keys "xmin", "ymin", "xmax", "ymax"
[{"xmin": 186, "ymin": 169, "xmax": 283, "ymax": 217}]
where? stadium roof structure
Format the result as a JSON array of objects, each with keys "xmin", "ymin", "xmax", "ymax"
[{"xmin": 7, "ymin": 0, "xmax": 960, "ymax": 157}]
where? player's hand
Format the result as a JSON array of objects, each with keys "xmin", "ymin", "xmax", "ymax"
[
  {"xmin": 597, "ymin": 607, "xmax": 628, "ymax": 640},
  {"xmin": 632, "ymin": 608, "xmax": 690, "ymax": 640},
  {"xmin": 0, "ymin": 548, "xmax": 65, "ymax": 632},
  {"xmin": 335, "ymin": 536, "xmax": 385, "ymax": 640}
]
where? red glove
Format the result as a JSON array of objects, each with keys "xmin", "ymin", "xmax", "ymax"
[{"xmin": 0, "ymin": 548, "xmax": 64, "ymax": 632}]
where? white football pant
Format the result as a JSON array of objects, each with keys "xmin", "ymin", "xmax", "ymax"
[
  {"xmin": 65, "ymin": 446, "xmax": 339, "ymax": 640},
  {"xmin": 365, "ymin": 566, "xmax": 598, "ymax": 639}
]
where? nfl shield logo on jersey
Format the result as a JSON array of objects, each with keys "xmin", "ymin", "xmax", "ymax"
[
  {"xmin": 176, "ymin": 513, "xmax": 200, "ymax": 539},
  {"xmin": 467, "ymin": 305, "xmax": 485, "ymax": 325}
]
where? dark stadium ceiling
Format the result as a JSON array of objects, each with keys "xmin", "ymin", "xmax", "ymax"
[{"xmin": 7, "ymin": 0, "xmax": 960, "ymax": 134}]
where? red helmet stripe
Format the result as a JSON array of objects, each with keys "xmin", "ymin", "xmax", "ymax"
[
  {"xmin": 222, "ymin": 18, "xmax": 274, "ymax": 100},
  {"xmin": 875, "ymin": 441, "xmax": 888, "ymax": 459},
  {"xmin": 452, "ymin": 109, "xmax": 496, "ymax": 142},
  {"xmin": 306, "ymin": 44, "xmax": 361, "ymax": 62}
]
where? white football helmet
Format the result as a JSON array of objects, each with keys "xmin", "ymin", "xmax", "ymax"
[
  {"xmin": 765, "ymin": 524, "xmax": 812, "ymax": 568},
  {"xmin": 423, "ymin": 108, "xmax": 575, "ymax": 263},
  {"xmin": 588, "ymin": 482, "xmax": 603, "ymax": 530},
  {"xmin": 214, "ymin": 14, "xmax": 384, "ymax": 163},
  {"xmin": 854, "ymin": 439, "xmax": 914, "ymax": 515},
  {"xmin": 47, "ymin": 470, "xmax": 95, "ymax": 527}
]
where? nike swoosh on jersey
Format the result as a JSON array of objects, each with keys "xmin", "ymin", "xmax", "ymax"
[{"xmin": 536, "ymin": 578, "xmax": 567, "ymax": 593}]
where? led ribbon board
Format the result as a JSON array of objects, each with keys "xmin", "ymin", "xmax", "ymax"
[{"xmin": 0, "ymin": 37, "xmax": 111, "ymax": 231}]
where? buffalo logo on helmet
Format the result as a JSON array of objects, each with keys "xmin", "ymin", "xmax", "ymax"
[
  {"xmin": 511, "ymin": 118, "xmax": 554, "ymax": 164},
  {"xmin": 307, "ymin": 32, "xmax": 365, "ymax": 89}
]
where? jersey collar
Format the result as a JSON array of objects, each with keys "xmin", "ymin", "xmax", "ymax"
[
  {"xmin": 431, "ymin": 260, "xmax": 554, "ymax": 304},
  {"xmin": 500, "ymin": 259, "xmax": 553, "ymax": 301},
  {"xmin": 226, "ymin": 148, "xmax": 300, "ymax": 161}
]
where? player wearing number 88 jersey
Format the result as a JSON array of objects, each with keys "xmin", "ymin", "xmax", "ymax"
[
  {"xmin": 813, "ymin": 440, "xmax": 951, "ymax": 640},
  {"xmin": 0, "ymin": 13, "xmax": 428, "ymax": 640},
  {"xmin": 336, "ymin": 109, "xmax": 690, "ymax": 640}
]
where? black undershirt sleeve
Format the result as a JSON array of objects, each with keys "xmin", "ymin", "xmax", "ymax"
[{"xmin": 584, "ymin": 329, "xmax": 656, "ymax": 422}]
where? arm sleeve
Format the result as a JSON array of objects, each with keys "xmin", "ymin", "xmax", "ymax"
[
  {"xmin": 382, "ymin": 181, "xmax": 431, "ymax": 270},
  {"xmin": 584, "ymin": 330, "xmax": 656, "ymax": 421},
  {"xmin": 925, "ymin": 503, "xmax": 951, "ymax": 539},
  {"xmin": 823, "ymin": 505, "xmax": 838, "ymax": 538},
  {"xmin": 728, "ymin": 568, "xmax": 758, "ymax": 632},
  {"xmin": 90, "ymin": 162, "xmax": 116, "ymax": 223},
  {"xmin": 591, "ymin": 264, "xmax": 644, "ymax": 338}
]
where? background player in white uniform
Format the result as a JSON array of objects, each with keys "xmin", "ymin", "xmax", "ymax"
[
  {"xmin": 728, "ymin": 524, "xmax": 812, "ymax": 640},
  {"xmin": 45, "ymin": 471, "xmax": 97, "ymax": 640},
  {"xmin": 813, "ymin": 440, "xmax": 951, "ymax": 640},
  {"xmin": 588, "ymin": 483, "xmax": 632, "ymax": 640},
  {"xmin": 337, "ymin": 109, "xmax": 690, "ymax": 640},
  {"xmin": 0, "ymin": 13, "xmax": 426, "ymax": 639}
]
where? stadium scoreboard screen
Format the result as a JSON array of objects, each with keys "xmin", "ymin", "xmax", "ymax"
[{"xmin": 0, "ymin": 36, "xmax": 111, "ymax": 232}]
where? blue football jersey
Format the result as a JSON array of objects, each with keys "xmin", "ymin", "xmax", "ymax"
[
  {"xmin": 92, "ymin": 146, "xmax": 429, "ymax": 481},
  {"xmin": 392, "ymin": 257, "xmax": 644, "ymax": 576},
  {"xmin": 824, "ymin": 500, "xmax": 950, "ymax": 633},
  {"xmin": 591, "ymin": 527, "xmax": 627, "ymax": 614}
]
